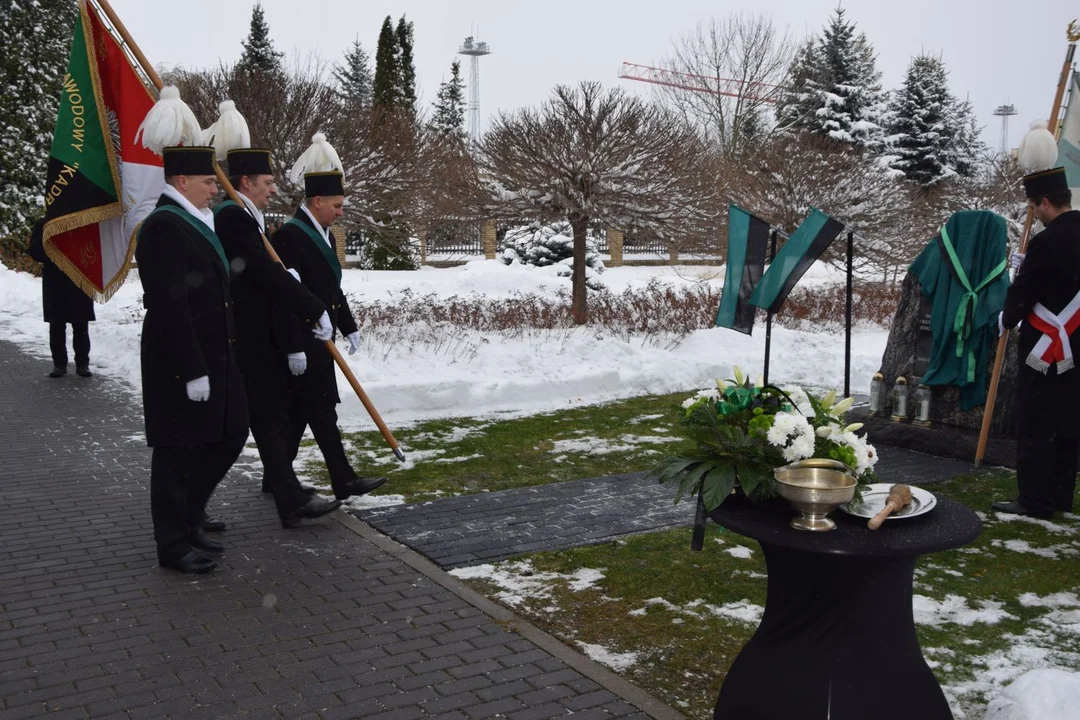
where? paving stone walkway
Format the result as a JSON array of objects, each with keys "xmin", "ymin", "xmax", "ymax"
[
  {"xmin": 0, "ymin": 339, "xmax": 676, "ymax": 720},
  {"xmin": 355, "ymin": 439, "xmax": 980, "ymax": 569}
]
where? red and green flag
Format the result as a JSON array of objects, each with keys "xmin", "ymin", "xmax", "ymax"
[{"xmin": 42, "ymin": 0, "xmax": 162, "ymax": 301}]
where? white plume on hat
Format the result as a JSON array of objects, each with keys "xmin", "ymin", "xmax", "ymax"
[
  {"xmin": 134, "ymin": 85, "xmax": 202, "ymax": 155},
  {"xmin": 288, "ymin": 133, "xmax": 344, "ymax": 184},
  {"xmin": 1018, "ymin": 119, "xmax": 1059, "ymax": 173},
  {"xmin": 204, "ymin": 100, "xmax": 251, "ymax": 160}
]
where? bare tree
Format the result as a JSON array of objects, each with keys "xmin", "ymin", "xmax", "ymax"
[
  {"xmin": 480, "ymin": 81, "xmax": 717, "ymax": 324},
  {"xmin": 732, "ymin": 131, "xmax": 916, "ymax": 283},
  {"xmin": 659, "ymin": 12, "xmax": 795, "ymax": 157}
]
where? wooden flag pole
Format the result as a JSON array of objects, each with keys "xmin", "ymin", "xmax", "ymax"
[
  {"xmin": 974, "ymin": 29, "xmax": 1077, "ymax": 468},
  {"xmin": 91, "ymin": 0, "xmax": 406, "ymax": 462}
]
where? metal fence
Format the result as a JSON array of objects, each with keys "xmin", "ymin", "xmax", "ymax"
[{"xmin": 426, "ymin": 221, "xmax": 482, "ymax": 256}]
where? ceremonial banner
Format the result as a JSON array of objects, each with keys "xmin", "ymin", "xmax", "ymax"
[
  {"xmin": 749, "ymin": 208, "xmax": 844, "ymax": 314},
  {"xmin": 1058, "ymin": 70, "xmax": 1080, "ymax": 200},
  {"xmin": 715, "ymin": 205, "xmax": 769, "ymax": 335},
  {"xmin": 41, "ymin": 0, "xmax": 162, "ymax": 301}
]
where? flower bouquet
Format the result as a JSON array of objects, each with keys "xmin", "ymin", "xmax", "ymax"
[{"xmin": 652, "ymin": 367, "xmax": 878, "ymax": 512}]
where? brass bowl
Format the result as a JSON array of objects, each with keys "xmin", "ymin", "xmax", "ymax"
[{"xmin": 774, "ymin": 459, "xmax": 857, "ymax": 532}]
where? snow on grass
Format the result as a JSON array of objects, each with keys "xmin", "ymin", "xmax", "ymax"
[
  {"xmin": 627, "ymin": 414, "xmax": 665, "ymax": 424},
  {"xmin": 577, "ymin": 642, "xmax": 640, "ymax": 671},
  {"xmin": 0, "ymin": 262, "xmax": 888, "ymax": 431},
  {"xmin": 628, "ymin": 596, "xmax": 763, "ymax": 625},
  {"xmin": 723, "ymin": 545, "xmax": 754, "ymax": 559},
  {"xmin": 913, "ymin": 594, "xmax": 1017, "ymax": 627},
  {"xmin": 448, "ymin": 560, "xmax": 605, "ymax": 607},
  {"xmin": 990, "ymin": 538, "xmax": 1080, "ymax": 559},
  {"xmin": 549, "ymin": 434, "xmax": 681, "ymax": 456},
  {"xmin": 434, "ymin": 453, "xmax": 484, "ymax": 464},
  {"xmin": 989, "ymin": 513, "xmax": 1080, "ymax": 535}
]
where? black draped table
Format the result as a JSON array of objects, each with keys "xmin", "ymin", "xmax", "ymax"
[{"xmin": 708, "ymin": 489, "xmax": 981, "ymax": 720}]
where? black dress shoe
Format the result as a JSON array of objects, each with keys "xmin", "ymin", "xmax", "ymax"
[
  {"xmin": 334, "ymin": 476, "xmax": 388, "ymax": 501},
  {"xmin": 991, "ymin": 500, "xmax": 1054, "ymax": 519},
  {"xmin": 158, "ymin": 549, "xmax": 216, "ymax": 574},
  {"xmin": 202, "ymin": 518, "xmax": 226, "ymax": 532},
  {"xmin": 48, "ymin": 366, "xmax": 66, "ymax": 378},
  {"xmin": 189, "ymin": 528, "xmax": 224, "ymax": 554},
  {"xmin": 280, "ymin": 496, "xmax": 342, "ymax": 529},
  {"xmin": 75, "ymin": 366, "xmax": 92, "ymax": 377}
]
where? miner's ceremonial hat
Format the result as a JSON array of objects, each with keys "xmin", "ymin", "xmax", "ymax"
[
  {"xmin": 162, "ymin": 146, "xmax": 216, "ymax": 176},
  {"xmin": 1023, "ymin": 167, "xmax": 1069, "ymax": 200}
]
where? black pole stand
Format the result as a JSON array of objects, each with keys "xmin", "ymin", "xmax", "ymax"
[
  {"xmin": 763, "ymin": 229, "xmax": 779, "ymax": 386},
  {"xmin": 844, "ymin": 230, "xmax": 854, "ymax": 398}
]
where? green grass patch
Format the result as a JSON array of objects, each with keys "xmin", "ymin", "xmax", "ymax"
[
  {"xmin": 297, "ymin": 392, "xmax": 695, "ymax": 501},
  {"xmin": 454, "ymin": 471, "xmax": 1080, "ymax": 720}
]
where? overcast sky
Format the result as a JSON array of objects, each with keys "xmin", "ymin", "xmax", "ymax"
[{"xmin": 109, "ymin": 0, "xmax": 1076, "ymax": 150}]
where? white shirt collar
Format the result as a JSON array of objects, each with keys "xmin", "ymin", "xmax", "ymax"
[
  {"xmin": 238, "ymin": 193, "xmax": 265, "ymax": 234},
  {"xmin": 162, "ymin": 184, "xmax": 215, "ymax": 233},
  {"xmin": 300, "ymin": 204, "xmax": 332, "ymax": 248}
]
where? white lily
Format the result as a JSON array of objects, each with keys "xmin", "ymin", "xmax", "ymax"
[
  {"xmin": 715, "ymin": 378, "xmax": 728, "ymax": 392},
  {"xmin": 733, "ymin": 366, "xmax": 745, "ymax": 386},
  {"xmin": 833, "ymin": 397, "xmax": 855, "ymax": 415},
  {"xmin": 843, "ymin": 422, "xmax": 864, "ymax": 434},
  {"xmin": 755, "ymin": 374, "xmax": 764, "ymax": 388},
  {"xmin": 815, "ymin": 426, "xmax": 834, "ymax": 438},
  {"xmin": 822, "ymin": 389, "xmax": 837, "ymax": 408}
]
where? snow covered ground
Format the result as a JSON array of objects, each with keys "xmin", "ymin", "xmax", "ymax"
[{"xmin": 0, "ymin": 259, "xmax": 884, "ymax": 430}]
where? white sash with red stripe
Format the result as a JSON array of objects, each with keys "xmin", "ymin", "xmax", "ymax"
[{"xmin": 1027, "ymin": 289, "xmax": 1080, "ymax": 374}]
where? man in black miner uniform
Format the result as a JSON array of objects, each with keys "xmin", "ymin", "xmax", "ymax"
[
  {"xmin": 135, "ymin": 146, "xmax": 248, "ymax": 573},
  {"xmin": 213, "ymin": 147, "xmax": 342, "ymax": 527},
  {"xmin": 27, "ymin": 218, "xmax": 95, "ymax": 378},
  {"xmin": 994, "ymin": 166, "xmax": 1080, "ymax": 519},
  {"xmin": 272, "ymin": 166, "xmax": 387, "ymax": 501}
]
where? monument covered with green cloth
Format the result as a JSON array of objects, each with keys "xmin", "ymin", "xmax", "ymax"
[
  {"xmin": 861, "ymin": 209, "xmax": 1021, "ymax": 465},
  {"xmin": 908, "ymin": 210, "xmax": 1010, "ymax": 410}
]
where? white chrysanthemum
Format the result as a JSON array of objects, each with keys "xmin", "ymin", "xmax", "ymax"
[
  {"xmin": 768, "ymin": 412, "xmax": 815, "ymax": 462},
  {"xmin": 839, "ymin": 431, "xmax": 878, "ymax": 476},
  {"xmin": 766, "ymin": 412, "xmax": 798, "ymax": 446},
  {"xmin": 780, "ymin": 386, "xmax": 814, "ymax": 416},
  {"xmin": 682, "ymin": 387, "xmax": 721, "ymax": 409}
]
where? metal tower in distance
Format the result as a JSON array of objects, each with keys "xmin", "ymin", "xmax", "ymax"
[
  {"xmin": 993, "ymin": 103, "xmax": 1018, "ymax": 155},
  {"xmin": 458, "ymin": 36, "xmax": 492, "ymax": 144}
]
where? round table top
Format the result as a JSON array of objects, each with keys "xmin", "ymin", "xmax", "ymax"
[{"xmin": 708, "ymin": 488, "xmax": 982, "ymax": 557}]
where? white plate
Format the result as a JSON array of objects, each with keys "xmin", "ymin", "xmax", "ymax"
[{"xmin": 841, "ymin": 483, "xmax": 937, "ymax": 520}]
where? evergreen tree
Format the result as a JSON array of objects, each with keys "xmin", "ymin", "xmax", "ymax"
[
  {"xmin": 334, "ymin": 37, "xmax": 372, "ymax": 108},
  {"xmin": 236, "ymin": 3, "xmax": 283, "ymax": 75},
  {"xmin": 432, "ymin": 60, "xmax": 466, "ymax": 139},
  {"xmin": 887, "ymin": 54, "xmax": 986, "ymax": 187},
  {"xmin": 395, "ymin": 16, "xmax": 417, "ymax": 113},
  {"xmin": 0, "ymin": 0, "xmax": 77, "ymax": 239},
  {"xmin": 776, "ymin": 8, "xmax": 886, "ymax": 149},
  {"xmin": 372, "ymin": 16, "xmax": 401, "ymax": 111}
]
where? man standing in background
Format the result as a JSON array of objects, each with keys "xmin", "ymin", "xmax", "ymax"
[{"xmin": 27, "ymin": 218, "xmax": 95, "ymax": 378}]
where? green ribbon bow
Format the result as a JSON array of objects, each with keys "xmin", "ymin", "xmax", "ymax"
[{"xmin": 939, "ymin": 225, "xmax": 1006, "ymax": 383}]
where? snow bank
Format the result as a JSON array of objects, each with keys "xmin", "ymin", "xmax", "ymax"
[
  {"xmin": 0, "ymin": 261, "xmax": 887, "ymax": 430},
  {"xmin": 984, "ymin": 669, "xmax": 1080, "ymax": 720}
]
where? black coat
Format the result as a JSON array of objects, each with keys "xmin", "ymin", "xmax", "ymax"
[
  {"xmin": 26, "ymin": 219, "xmax": 96, "ymax": 324},
  {"xmin": 213, "ymin": 200, "xmax": 326, "ymax": 405},
  {"xmin": 135, "ymin": 195, "xmax": 249, "ymax": 447},
  {"xmin": 1003, "ymin": 209, "xmax": 1080, "ymax": 437},
  {"xmin": 271, "ymin": 207, "xmax": 357, "ymax": 407}
]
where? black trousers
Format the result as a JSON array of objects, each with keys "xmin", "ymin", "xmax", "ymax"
[
  {"xmin": 150, "ymin": 430, "xmax": 247, "ymax": 555},
  {"xmin": 249, "ymin": 396, "xmax": 311, "ymax": 517},
  {"xmin": 49, "ymin": 321, "xmax": 89, "ymax": 368},
  {"xmin": 1017, "ymin": 433, "xmax": 1079, "ymax": 515},
  {"xmin": 287, "ymin": 402, "xmax": 355, "ymax": 494}
]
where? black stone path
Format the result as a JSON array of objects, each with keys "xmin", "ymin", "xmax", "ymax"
[
  {"xmin": 354, "ymin": 441, "xmax": 980, "ymax": 569},
  {"xmin": 0, "ymin": 339, "xmax": 678, "ymax": 720}
]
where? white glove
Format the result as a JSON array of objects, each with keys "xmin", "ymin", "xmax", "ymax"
[
  {"xmin": 285, "ymin": 267, "xmax": 301, "ymax": 282},
  {"xmin": 1010, "ymin": 252, "xmax": 1024, "ymax": 271},
  {"xmin": 312, "ymin": 311, "xmax": 333, "ymax": 341},
  {"xmin": 186, "ymin": 375, "xmax": 210, "ymax": 402},
  {"xmin": 287, "ymin": 352, "xmax": 307, "ymax": 376},
  {"xmin": 347, "ymin": 331, "xmax": 360, "ymax": 355},
  {"xmin": 998, "ymin": 311, "xmax": 1005, "ymax": 338}
]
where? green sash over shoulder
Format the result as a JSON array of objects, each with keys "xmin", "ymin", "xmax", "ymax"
[
  {"xmin": 143, "ymin": 205, "xmax": 230, "ymax": 274},
  {"xmin": 285, "ymin": 218, "xmax": 341, "ymax": 283}
]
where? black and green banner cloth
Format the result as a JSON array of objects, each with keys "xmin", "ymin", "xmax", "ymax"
[
  {"xmin": 749, "ymin": 208, "xmax": 844, "ymax": 314},
  {"xmin": 716, "ymin": 205, "xmax": 770, "ymax": 334},
  {"xmin": 41, "ymin": 0, "xmax": 161, "ymax": 301},
  {"xmin": 909, "ymin": 210, "xmax": 1009, "ymax": 410}
]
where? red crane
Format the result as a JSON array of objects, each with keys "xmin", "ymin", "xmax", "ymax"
[{"xmin": 617, "ymin": 62, "xmax": 783, "ymax": 104}]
